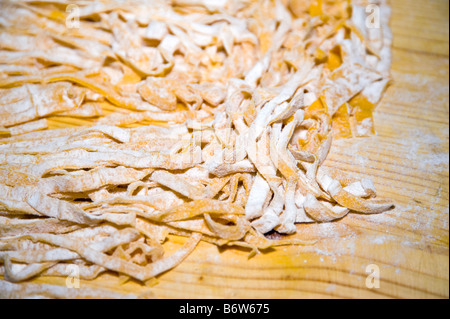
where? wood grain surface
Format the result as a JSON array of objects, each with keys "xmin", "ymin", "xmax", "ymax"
[{"xmin": 13, "ymin": 0, "xmax": 450, "ymax": 299}]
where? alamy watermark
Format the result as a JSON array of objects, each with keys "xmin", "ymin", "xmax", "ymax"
[
  {"xmin": 66, "ymin": 4, "xmax": 80, "ymax": 29},
  {"xmin": 365, "ymin": 264, "xmax": 381, "ymax": 289},
  {"xmin": 65, "ymin": 264, "xmax": 80, "ymax": 289},
  {"xmin": 366, "ymin": 2, "xmax": 381, "ymax": 29}
]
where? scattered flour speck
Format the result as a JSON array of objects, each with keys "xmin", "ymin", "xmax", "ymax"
[{"xmin": 325, "ymin": 284, "xmax": 337, "ymax": 293}]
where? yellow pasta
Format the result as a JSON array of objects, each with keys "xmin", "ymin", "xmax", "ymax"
[{"xmin": 0, "ymin": 0, "xmax": 393, "ymax": 298}]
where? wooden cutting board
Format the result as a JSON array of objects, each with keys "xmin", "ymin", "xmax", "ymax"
[{"xmin": 25, "ymin": 0, "xmax": 450, "ymax": 299}]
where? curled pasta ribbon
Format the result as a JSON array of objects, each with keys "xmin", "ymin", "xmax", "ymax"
[
  {"xmin": 327, "ymin": 180, "xmax": 394, "ymax": 214},
  {"xmin": 204, "ymin": 213, "xmax": 250, "ymax": 241},
  {"xmin": 303, "ymin": 194, "xmax": 349, "ymax": 223}
]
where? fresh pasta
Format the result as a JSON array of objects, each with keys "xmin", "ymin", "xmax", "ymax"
[{"xmin": 0, "ymin": 0, "xmax": 393, "ymax": 298}]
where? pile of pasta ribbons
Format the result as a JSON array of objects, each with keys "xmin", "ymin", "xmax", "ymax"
[{"xmin": 0, "ymin": 0, "xmax": 393, "ymax": 298}]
